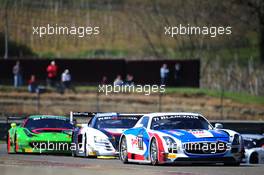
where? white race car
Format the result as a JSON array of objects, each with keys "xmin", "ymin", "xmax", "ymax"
[
  {"xmin": 242, "ymin": 134, "xmax": 264, "ymax": 164},
  {"xmin": 71, "ymin": 112, "xmax": 143, "ymax": 158}
]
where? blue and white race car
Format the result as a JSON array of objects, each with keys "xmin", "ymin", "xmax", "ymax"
[
  {"xmin": 71, "ymin": 112, "xmax": 143, "ymax": 158},
  {"xmin": 119, "ymin": 113, "xmax": 244, "ymax": 165}
]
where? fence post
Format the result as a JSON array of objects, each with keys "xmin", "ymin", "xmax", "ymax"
[
  {"xmin": 36, "ymin": 91, "xmax": 40, "ymax": 113},
  {"xmin": 158, "ymin": 92, "xmax": 162, "ymax": 112},
  {"xmin": 96, "ymin": 87, "xmax": 100, "ymax": 112}
]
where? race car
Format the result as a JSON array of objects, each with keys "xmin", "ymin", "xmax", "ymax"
[
  {"xmin": 7, "ymin": 115, "xmax": 73, "ymax": 154},
  {"xmin": 71, "ymin": 112, "xmax": 144, "ymax": 158},
  {"xmin": 242, "ymin": 134, "xmax": 264, "ymax": 164},
  {"xmin": 119, "ymin": 112, "xmax": 244, "ymax": 165}
]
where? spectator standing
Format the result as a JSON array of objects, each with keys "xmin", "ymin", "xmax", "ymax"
[
  {"xmin": 124, "ymin": 74, "xmax": 134, "ymax": 86},
  {"xmin": 46, "ymin": 61, "xmax": 58, "ymax": 87},
  {"xmin": 160, "ymin": 64, "xmax": 169, "ymax": 85},
  {"xmin": 100, "ymin": 76, "xmax": 108, "ymax": 85},
  {"xmin": 28, "ymin": 75, "xmax": 38, "ymax": 93},
  {"xmin": 113, "ymin": 75, "xmax": 123, "ymax": 86},
  {"xmin": 61, "ymin": 69, "xmax": 76, "ymax": 93},
  {"xmin": 174, "ymin": 63, "xmax": 181, "ymax": 86},
  {"xmin": 13, "ymin": 61, "xmax": 22, "ymax": 88}
]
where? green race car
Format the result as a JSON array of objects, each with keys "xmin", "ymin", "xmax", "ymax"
[{"xmin": 7, "ymin": 115, "xmax": 73, "ymax": 154}]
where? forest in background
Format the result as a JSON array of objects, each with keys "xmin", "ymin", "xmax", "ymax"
[
  {"xmin": 0, "ymin": 0, "xmax": 264, "ymax": 95},
  {"xmin": 0, "ymin": 0, "xmax": 263, "ymax": 61}
]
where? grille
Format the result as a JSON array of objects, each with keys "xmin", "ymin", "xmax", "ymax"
[{"xmin": 95, "ymin": 142, "xmax": 114, "ymax": 151}]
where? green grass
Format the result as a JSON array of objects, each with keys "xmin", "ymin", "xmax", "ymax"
[
  {"xmin": 165, "ymin": 87, "xmax": 264, "ymax": 105},
  {"xmin": 0, "ymin": 140, "xmax": 6, "ymax": 144},
  {"xmin": 1, "ymin": 85, "xmax": 263, "ymax": 105}
]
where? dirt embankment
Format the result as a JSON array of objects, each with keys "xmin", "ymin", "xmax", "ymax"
[{"xmin": 0, "ymin": 91, "xmax": 263, "ymax": 120}]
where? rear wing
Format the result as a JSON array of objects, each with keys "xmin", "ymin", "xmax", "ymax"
[
  {"xmin": 69, "ymin": 111, "xmax": 98, "ymax": 124},
  {"xmin": 69, "ymin": 111, "xmax": 146, "ymax": 124},
  {"xmin": 6, "ymin": 116, "xmax": 27, "ymax": 124}
]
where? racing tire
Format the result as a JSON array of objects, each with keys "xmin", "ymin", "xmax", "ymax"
[
  {"xmin": 7, "ymin": 133, "xmax": 11, "ymax": 154},
  {"xmin": 120, "ymin": 136, "xmax": 128, "ymax": 164},
  {"xmin": 150, "ymin": 138, "xmax": 159, "ymax": 165},
  {"xmin": 249, "ymin": 152, "xmax": 259, "ymax": 164},
  {"xmin": 71, "ymin": 134, "xmax": 76, "ymax": 157},
  {"xmin": 14, "ymin": 134, "xmax": 18, "ymax": 153},
  {"xmin": 84, "ymin": 134, "xmax": 88, "ymax": 157}
]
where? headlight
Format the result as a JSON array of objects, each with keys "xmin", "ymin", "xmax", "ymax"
[
  {"xmin": 24, "ymin": 129, "xmax": 34, "ymax": 137},
  {"xmin": 62, "ymin": 130, "xmax": 72, "ymax": 136},
  {"xmin": 232, "ymin": 134, "xmax": 240, "ymax": 145},
  {"xmin": 94, "ymin": 136, "xmax": 108, "ymax": 143},
  {"xmin": 163, "ymin": 136, "xmax": 177, "ymax": 147}
]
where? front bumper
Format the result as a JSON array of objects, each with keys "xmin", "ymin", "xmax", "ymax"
[{"xmin": 161, "ymin": 148, "xmax": 244, "ymax": 164}]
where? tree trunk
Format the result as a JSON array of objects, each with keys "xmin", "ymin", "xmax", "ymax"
[{"xmin": 259, "ymin": 5, "xmax": 264, "ymax": 63}]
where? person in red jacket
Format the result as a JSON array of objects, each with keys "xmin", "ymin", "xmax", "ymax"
[
  {"xmin": 46, "ymin": 61, "xmax": 58, "ymax": 87},
  {"xmin": 28, "ymin": 75, "xmax": 38, "ymax": 93}
]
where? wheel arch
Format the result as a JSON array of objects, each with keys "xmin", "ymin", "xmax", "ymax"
[{"xmin": 148, "ymin": 134, "xmax": 165, "ymax": 163}]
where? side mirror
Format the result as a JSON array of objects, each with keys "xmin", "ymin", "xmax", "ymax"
[
  {"xmin": 214, "ymin": 123, "xmax": 223, "ymax": 129},
  {"xmin": 11, "ymin": 123, "xmax": 17, "ymax": 128}
]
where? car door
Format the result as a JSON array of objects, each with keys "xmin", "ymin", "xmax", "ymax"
[{"xmin": 132, "ymin": 116, "xmax": 150, "ymax": 158}]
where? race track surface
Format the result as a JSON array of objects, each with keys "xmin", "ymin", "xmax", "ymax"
[{"xmin": 0, "ymin": 144, "xmax": 263, "ymax": 175}]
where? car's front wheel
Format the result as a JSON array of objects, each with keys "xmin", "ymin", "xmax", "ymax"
[
  {"xmin": 71, "ymin": 135, "xmax": 76, "ymax": 157},
  {"xmin": 14, "ymin": 134, "xmax": 18, "ymax": 153},
  {"xmin": 249, "ymin": 152, "xmax": 259, "ymax": 164},
  {"xmin": 120, "ymin": 136, "xmax": 128, "ymax": 163},
  {"xmin": 150, "ymin": 138, "xmax": 159, "ymax": 165},
  {"xmin": 7, "ymin": 133, "xmax": 11, "ymax": 153}
]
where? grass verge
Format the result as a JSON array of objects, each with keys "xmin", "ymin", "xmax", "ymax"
[{"xmin": 0, "ymin": 85, "xmax": 263, "ymax": 105}]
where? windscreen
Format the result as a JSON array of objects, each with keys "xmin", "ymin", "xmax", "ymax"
[
  {"xmin": 94, "ymin": 116, "xmax": 140, "ymax": 129},
  {"xmin": 151, "ymin": 115, "xmax": 212, "ymax": 130},
  {"xmin": 24, "ymin": 116, "xmax": 73, "ymax": 130},
  {"xmin": 244, "ymin": 138, "xmax": 264, "ymax": 149}
]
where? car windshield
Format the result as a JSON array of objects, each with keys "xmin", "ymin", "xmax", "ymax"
[
  {"xmin": 94, "ymin": 116, "xmax": 139, "ymax": 129},
  {"xmin": 24, "ymin": 116, "xmax": 73, "ymax": 130},
  {"xmin": 243, "ymin": 139, "xmax": 258, "ymax": 149},
  {"xmin": 244, "ymin": 138, "xmax": 264, "ymax": 149},
  {"xmin": 151, "ymin": 115, "xmax": 212, "ymax": 130}
]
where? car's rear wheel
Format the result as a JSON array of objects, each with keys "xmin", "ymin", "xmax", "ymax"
[
  {"xmin": 120, "ymin": 136, "xmax": 128, "ymax": 163},
  {"xmin": 71, "ymin": 134, "xmax": 76, "ymax": 157},
  {"xmin": 249, "ymin": 152, "xmax": 259, "ymax": 164},
  {"xmin": 84, "ymin": 134, "xmax": 88, "ymax": 157},
  {"xmin": 150, "ymin": 138, "xmax": 159, "ymax": 165},
  {"xmin": 14, "ymin": 134, "xmax": 18, "ymax": 153}
]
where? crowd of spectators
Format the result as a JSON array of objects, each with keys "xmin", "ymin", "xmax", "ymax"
[
  {"xmin": 12, "ymin": 60, "xmax": 75, "ymax": 94},
  {"xmin": 112, "ymin": 74, "xmax": 134, "ymax": 86},
  {"xmin": 11, "ymin": 60, "xmax": 182, "ymax": 94}
]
